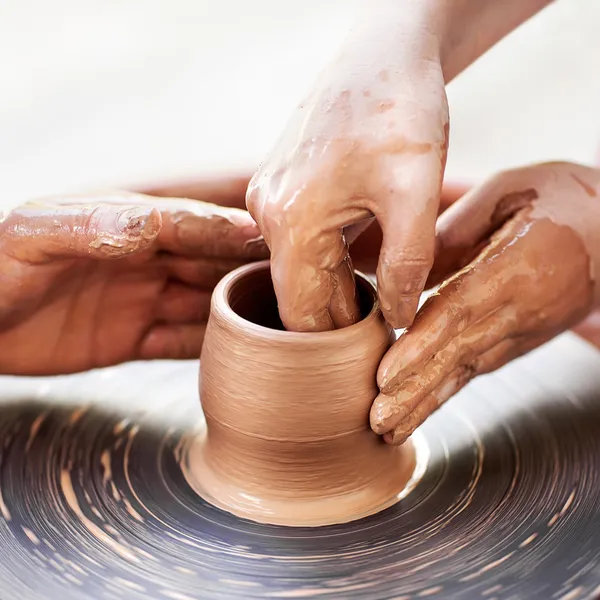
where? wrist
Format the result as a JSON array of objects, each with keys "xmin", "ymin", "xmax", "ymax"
[
  {"xmin": 346, "ymin": 0, "xmax": 553, "ymax": 84},
  {"xmin": 340, "ymin": 1, "xmax": 444, "ymax": 74},
  {"xmin": 436, "ymin": 0, "xmax": 554, "ymax": 82}
]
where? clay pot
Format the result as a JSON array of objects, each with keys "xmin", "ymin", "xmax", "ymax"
[{"xmin": 186, "ymin": 260, "xmax": 417, "ymax": 527}]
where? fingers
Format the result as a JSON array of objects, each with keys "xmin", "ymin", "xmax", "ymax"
[
  {"xmin": 373, "ymin": 212, "xmax": 566, "ymax": 445},
  {"xmin": 157, "ymin": 204, "xmax": 269, "ymax": 261},
  {"xmin": 155, "ymin": 284, "xmax": 211, "ymax": 323},
  {"xmin": 2, "ymin": 203, "xmax": 162, "ymax": 263},
  {"xmin": 164, "ymin": 256, "xmax": 246, "ymax": 289},
  {"xmin": 371, "ymin": 306, "xmax": 512, "ymax": 435},
  {"xmin": 139, "ymin": 324, "xmax": 206, "ymax": 360},
  {"xmin": 138, "ymin": 174, "xmax": 251, "ymax": 210},
  {"xmin": 383, "ymin": 364, "xmax": 472, "ymax": 445},
  {"xmin": 140, "ymin": 283, "xmax": 221, "ymax": 360},
  {"xmin": 383, "ymin": 331, "xmax": 555, "ymax": 446},
  {"xmin": 376, "ymin": 213, "xmax": 436, "ymax": 328},
  {"xmin": 269, "ymin": 229, "xmax": 361, "ymax": 332},
  {"xmin": 375, "ymin": 156, "xmax": 441, "ymax": 329},
  {"xmin": 376, "ymin": 261, "xmax": 507, "ymax": 397},
  {"xmin": 474, "ymin": 331, "xmax": 555, "ymax": 375},
  {"xmin": 377, "ymin": 209, "xmax": 544, "ymax": 395},
  {"xmin": 371, "ymin": 218, "xmax": 534, "ymax": 440},
  {"xmin": 247, "ymin": 177, "xmax": 362, "ymax": 331},
  {"xmin": 41, "ymin": 189, "xmax": 268, "ymax": 261},
  {"xmin": 428, "ymin": 176, "xmax": 538, "ymax": 287},
  {"xmin": 329, "ymin": 255, "xmax": 361, "ymax": 329}
]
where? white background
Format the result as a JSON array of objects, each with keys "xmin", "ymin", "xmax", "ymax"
[{"xmin": 1, "ymin": 0, "xmax": 599, "ymax": 207}]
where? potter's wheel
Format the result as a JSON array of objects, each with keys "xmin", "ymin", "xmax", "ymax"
[{"xmin": 1, "ymin": 334, "xmax": 600, "ymax": 600}]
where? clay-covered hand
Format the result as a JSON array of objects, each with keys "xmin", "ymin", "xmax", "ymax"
[
  {"xmin": 0, "ymin": 191, "xmax": 267, "ymax": 375},
  {"xmin": 246, "ymin": 20, "xmax": 448, "ymax": 332},
  {"xmin": 370, "ymin": 162, "xmax": 600, "ymax": 445}
]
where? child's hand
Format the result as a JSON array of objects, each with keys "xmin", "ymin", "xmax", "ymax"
[{"xmin": 247, "ymin": 20, "xmax": 448, "ymax": 332}]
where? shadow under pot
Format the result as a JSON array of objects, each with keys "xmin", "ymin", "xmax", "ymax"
[{"xmin": 186, "ymin": 260, "xmax": 419, "ymax": 527}]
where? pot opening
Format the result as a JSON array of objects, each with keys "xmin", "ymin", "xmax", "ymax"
[{"xmin": 227, "ymin": 265, "xmax": 376, "ymax": 331}]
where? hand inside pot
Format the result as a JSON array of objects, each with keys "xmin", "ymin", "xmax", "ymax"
[
  {"xmin": 246, "ymin": 25, "xmax": 448, "ymax": 333},
  {"xmin": 371, "ymin": 162, "xmax": 600, "ymax": 445},
  {"xmin": 0, "ymin": 189, "xmax": 267, "ymax": 375}
]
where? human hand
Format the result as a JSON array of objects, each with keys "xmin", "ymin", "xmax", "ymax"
[
  {"xmin": 345, "ymin": 181, "xmax": 472, "ymax": 275},
  {"xmin": 247, "ymin": 14, "xmax": 449, "ymax": 332},
  {"xmin": 370, "ymin": 162, "xmax": 600, "ymax": 444},
  {"xmin": 140, "ymin": 173, "xmax": 251, "ymax": 211},
  {"xmin": 0, "ymin": 190, "xmax": 267, "ymax": 375}
]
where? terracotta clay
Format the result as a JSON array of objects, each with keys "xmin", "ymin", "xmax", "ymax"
[
  {"xmin": 372, "ymin": 162, "xmax": 600, "ymax": 446},
  {"xmin": 186, "ymin": 261, "xmax": 421, "ymax": 527}
]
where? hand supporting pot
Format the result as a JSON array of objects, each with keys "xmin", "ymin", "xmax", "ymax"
[{"xmin": 371, "ymin": 162, "xmax": 600, "ymax": 445}]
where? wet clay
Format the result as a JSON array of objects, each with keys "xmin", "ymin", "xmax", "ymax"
[{"xmin": 184, "ymin": 261, "xmax": 422, "ymax": 527}]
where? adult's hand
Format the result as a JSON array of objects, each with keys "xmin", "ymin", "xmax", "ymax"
[
  {"xmin": 0, "ymin": 191, "xmax": 267, "ymax": 375},
  {"xmin": 370, "ymin": 162, "xmax": 600, "ymax": 445}
]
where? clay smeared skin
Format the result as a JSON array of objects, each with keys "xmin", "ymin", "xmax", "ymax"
[
  {"xmin": 192, "ymin": 262, "xmax": 419, "ymax": 527},
  {"xmin": 372, "ymin": 162, "xmax": 599, "ymax": 445},
  {"xmin": 0, "ymin": 187, "xmax": 267, "ymax": 375},
  {"xmin": 246, "ymin": 0, "xmax": 552, "ymax": 334},
  {"xmin": 246, "ymin": 31, "xmax": 448, "ymax": 333}
]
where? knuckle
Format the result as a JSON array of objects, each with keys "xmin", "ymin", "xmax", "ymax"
[
  {"xmin": 382, "ymin": 250, "xmax": 433, "ymax": 273},
  {"xmin": 456, "ymin": 362, "xmax": 478, "ymax": 386},
  {"xmin": 380, "ymin": 251, "xmax": 433, "ymax": 295}
]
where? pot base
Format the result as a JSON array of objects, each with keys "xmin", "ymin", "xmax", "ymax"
[{"xmin": 181, "ymin": 426, "xmax": 428, "ymax": 528}]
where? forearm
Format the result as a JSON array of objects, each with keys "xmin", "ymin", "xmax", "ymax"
[
  {"xmin": 340, "ymin": 0, "xmax": 554, "ymax": 83},
  {"xmin": 435, "ymin": 0, "xmax": 555, "ymax": 81}
]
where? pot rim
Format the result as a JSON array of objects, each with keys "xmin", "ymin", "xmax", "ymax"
[{"xmin": 212, "ymin": 260, "xmax": 384, "ymax": 342}]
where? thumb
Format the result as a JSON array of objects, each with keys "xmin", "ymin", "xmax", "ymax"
[
  {"xmin": 427, "ymin": 178, "xmax": 538, "ymax": 287},
  {"xmin": 2, "ymin": 202, "xmax": 162, "ymax": 264}
]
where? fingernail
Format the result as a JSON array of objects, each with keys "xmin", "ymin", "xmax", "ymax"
[
  {"xmin": 116, "ymin": 206, "xmax": 158, "ymax": 240},
  {"xmin": 379, "ymin": 294, "xmax": 410, "ymax": 330},
  {"xmin": 399, "ymin": 298, "xmax": 419, "ymax": 326},
  {"xmin": 369, "ymin": 393, "xmax": 409, "ymax": 435},
  {"xmin": 378, "ymin": 364, "xmax": 396, "ymax": 394},
  {"xmin": 377, "ymin": 348, "xmax": 408, "ymax": 395}
]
